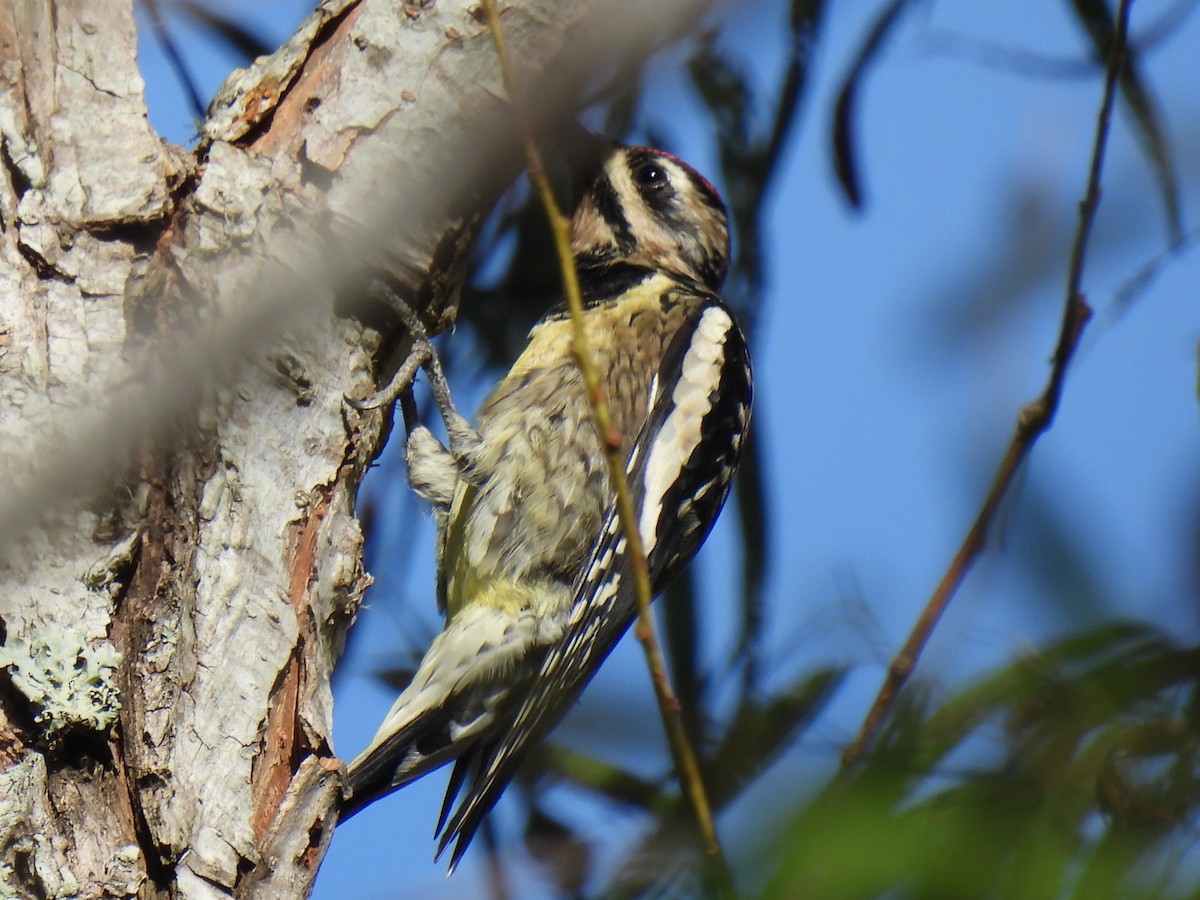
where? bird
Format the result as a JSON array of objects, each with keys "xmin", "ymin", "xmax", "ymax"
[{"xmin": 342, "ymin": 143, "xmax": 753, "ymax": 872}]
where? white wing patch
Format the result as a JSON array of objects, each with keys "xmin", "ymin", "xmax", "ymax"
[{"xmin": 637, "ymin": 306, "xmax": 732, "ymax": 554}]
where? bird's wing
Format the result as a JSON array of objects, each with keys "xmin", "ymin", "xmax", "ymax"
[{"xmin": 437, "ymin": 300, "xmax": 752, "ymax": 869}]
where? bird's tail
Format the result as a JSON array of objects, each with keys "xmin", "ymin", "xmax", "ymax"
[{"xmin": 341, "ymin": 599, "xmax": 555, "ymax": 820}]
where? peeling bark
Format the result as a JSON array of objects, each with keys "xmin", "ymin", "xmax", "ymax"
[{"xmin": 0, "ymin": 0, "xmax": 630, "ymax": 896}]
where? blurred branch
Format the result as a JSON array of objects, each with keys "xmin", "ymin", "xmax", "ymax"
[
  {"xmin": 924, "ymin": 0, "xmax": 1200, "ymax": 80},
  {"xmin": 1070, "ymin": 0, "xmax": 1184, "ymax": 243},
  {"xmin": 842, "ymin": 0, "xmax": 1136, "ymax": 770},
  {"xmin": 840, "ymin": 0, "xmax": 1185, "ymax": 232},
  {"xmin": 662, "ymin": 574, "xmax": 703, "ymax": 742},
  {"xmin": 595, "ymin": 666, "xmax": 842, "ymax": 897},
  {"xmin": 1133, "ymin": 0, "xmax": 1200, "ymax": 50},
  {"xmin": 175, "ymin": 0, "xmax": 273, "ymax": 60},
  {"xmin": 138, "ymin": 0, "xmax": 206, "ymax": 120},
  {"xmin": 1110, "ymin": 223, "xmax": 1200, "ymax": 317},
  {"xmin": 540, "ymin": 744, "xmax": 673, "ymax": 814},
  {"xmin": 830, "ymin": 0, "xmax": 917, "ymax": 209},
  {"xmin": 480, "ymin": 817, "xmax": 513, "ymax": 900},
  {"xmin": 479, "ymin": 3, "xmax": 733, "ymax": 894},
  {"xmin": 688, "ymin": 0, "xmax": 827, "ymax": 695},
  {"xmin": 921, "ymin": 30, "xmax": 1096, "ymax": 79}
]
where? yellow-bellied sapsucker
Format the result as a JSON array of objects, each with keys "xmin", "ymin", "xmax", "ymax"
[{"xmin": 343, "ymin": 145, "xmax": 752, "ymax": 871}]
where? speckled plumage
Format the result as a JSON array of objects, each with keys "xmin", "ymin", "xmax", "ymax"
[
  {"xmin": 439, "ymin": 271, "xmax": 708, "ymax": 617},
  {"xmin": 344, "ymin": 145, "xmax": 752, "ymax": 870}
]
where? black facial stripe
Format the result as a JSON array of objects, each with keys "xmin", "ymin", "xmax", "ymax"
[
  {"xmin": 589, "ymin": 173, "xmax": 636, "ymax": 254},
  {"xmin": 539, "ymin": 263, "xmax": 660, "ymax": 320},
  {"xmin": 695, "ymin": 253, "xmax": 724, "ymax": 291},
  {"xmin": 578, "ymin": 262, "xmax": 657, "ymax": 308},
  {"xmin": 640, "ymin": 182, "xmax": 678, "ymax": 216}
]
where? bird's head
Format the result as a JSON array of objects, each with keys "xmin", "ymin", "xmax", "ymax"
[{"xmin": 570, "ymin": 146, "xmax": 730, "ymax": 291}]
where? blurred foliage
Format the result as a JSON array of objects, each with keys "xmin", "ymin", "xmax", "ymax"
[
  {"xmin": 767, "ymin": 623, "xmax": 1200, "ymax": 899},
  {"xmin": 143, "ymin": 0, "xmax": 1199, "ymax": 897}
]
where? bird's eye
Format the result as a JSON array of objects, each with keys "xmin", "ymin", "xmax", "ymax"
[{"xmin": 634, "ymin": 162, "xmax": 669, "ymax": 189}]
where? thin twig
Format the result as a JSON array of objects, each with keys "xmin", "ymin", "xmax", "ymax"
[
  {"xmin": 479, "ymin": 2, "xmax": 734, "ymax": 893},
  {"xmin": 842, "ymin": 0, "xmax": 1136, "ymax": 770}
]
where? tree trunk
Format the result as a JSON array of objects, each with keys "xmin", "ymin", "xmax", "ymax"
[{"xmin": 0, "ymin": 0, "xmax": 645, "ymax": 895}]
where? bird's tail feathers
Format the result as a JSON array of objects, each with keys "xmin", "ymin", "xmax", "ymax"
[{"xmin": 341, "ymin": 601, "xmax": 550, "ymax": 820}]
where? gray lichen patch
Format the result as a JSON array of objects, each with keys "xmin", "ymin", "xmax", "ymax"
[{"xmin": 0, "ymin": 622, "xmax": 122, "ymax": 743}]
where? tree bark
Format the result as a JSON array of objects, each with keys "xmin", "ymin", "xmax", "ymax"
[{"xmin": 0, "ymin": 0, "xmax": 641, "ymax": 895}]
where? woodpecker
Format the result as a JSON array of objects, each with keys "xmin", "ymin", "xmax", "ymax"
[{"xmin": 343, "ymin": 145, "xmax": 753, "ymax": 871}]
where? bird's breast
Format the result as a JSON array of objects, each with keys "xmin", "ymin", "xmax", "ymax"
[{"xmin": 441, "ymin": 283, "xmax": 693, "ymax": 619}]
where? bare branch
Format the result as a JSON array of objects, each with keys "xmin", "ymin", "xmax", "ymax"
[{"xmin": 842, "ymin": 0, "xmax": 1135, "ymax": 771}]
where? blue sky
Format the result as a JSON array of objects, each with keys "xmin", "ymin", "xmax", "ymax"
[{"xmin": 137, "ymin": 1, "xmax": 1200, "ymax": 895}]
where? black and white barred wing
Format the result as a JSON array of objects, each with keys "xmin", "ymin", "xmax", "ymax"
[{"xmin": 438, "ymin": 300, "xmax": 752, "ymax": 867}]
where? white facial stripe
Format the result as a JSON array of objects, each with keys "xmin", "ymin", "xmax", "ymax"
[
  {"xmin": 637, "ymin": 306, "xmax": 732, "ymax": 555},
  {"xmin": 607, "ymin": 152, "xmax": 636, "ymax": 195},
  {"xmin": 608, "ymin": 152, "xmax": 691, "ymax": 237}
]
